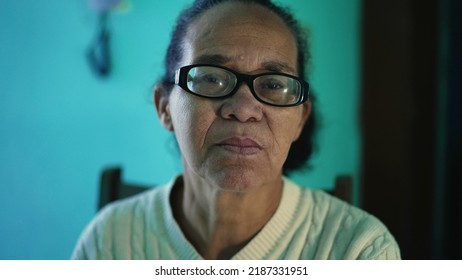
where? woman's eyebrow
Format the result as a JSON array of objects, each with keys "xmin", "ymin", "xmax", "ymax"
[
  {"xmin": 262, "ymin": 61, "xmax": 296, "ymax": 74},
  {"xmin": 193, "ymin": 54, "xmax": 231, "ymax": 65},
  {"xmin": 192, "ymin": 55, "xmax": 296, "ymax": 74}
]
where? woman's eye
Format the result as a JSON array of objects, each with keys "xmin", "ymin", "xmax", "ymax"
[
  {"xmin": 198, "ymin": 74, "xmax": 223, "ymax": 84},
  {"xmin": 259, "ymin": 78, "xmax": 286, "ymax": 91},
  {"xmin": 265, "ymin": 81, "xmax": 284, "ymax": 89}
]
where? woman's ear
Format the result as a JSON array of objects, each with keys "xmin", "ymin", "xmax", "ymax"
[
  {"xmin": 154, "ymin": 84, "xmax": 174, "ymax": 131},
  {"xmin": 294, "ymin": 100, "xmax": 311, "ymax": 141},
  {"xmin": 301, "ymin": 100, "xmax": 311, "ymax": 125}
]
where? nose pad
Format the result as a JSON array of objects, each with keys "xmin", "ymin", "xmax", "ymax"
[{"xmin": 219, "ymin": 81, "xmax": 263, "ymax": 122}]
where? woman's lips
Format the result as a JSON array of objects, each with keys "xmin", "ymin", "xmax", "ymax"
[{"xmin": 217, "ymin": 137, "xmax": 262, "ymax": 155}]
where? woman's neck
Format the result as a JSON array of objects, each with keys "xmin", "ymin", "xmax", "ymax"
[{"xmin": 170, "ymin": 173, "xmax": 283, "ymax": 259}]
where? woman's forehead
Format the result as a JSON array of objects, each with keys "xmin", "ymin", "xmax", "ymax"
[{"xmin": 182, "ymin": 2, "xmax": 298, "ymax": 72}]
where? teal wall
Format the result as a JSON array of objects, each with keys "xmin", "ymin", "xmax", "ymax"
[{"xmin": 0, "ymin": 0, "xmax": 360, "ymax": 259}]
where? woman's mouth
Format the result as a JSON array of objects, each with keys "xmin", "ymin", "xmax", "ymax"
[{"xmin": 217, "ymin": 137, "xmax": 262, "ymax": 155}]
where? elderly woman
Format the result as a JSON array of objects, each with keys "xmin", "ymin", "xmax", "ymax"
[{"xmin": 73, "ymin": 0, "xmax": 400, "ymax": 259}]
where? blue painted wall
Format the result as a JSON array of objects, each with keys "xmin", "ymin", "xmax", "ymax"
[{"xmin": 0, "ymin": 0, "xmax": 360, "ymax": 259}]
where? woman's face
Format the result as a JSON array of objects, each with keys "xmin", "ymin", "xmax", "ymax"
[{"xmin": 157, "ymin": 2, "xmax": 310, "ymax": 192}]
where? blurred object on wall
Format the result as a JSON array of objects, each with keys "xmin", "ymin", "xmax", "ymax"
[
  {"xmin": 86, "ymin": 0, "xmax": 129, "ymax": 77},
  {"xmin": 88, "ymin": 0, "xmax": 123, "ymax": 12}
]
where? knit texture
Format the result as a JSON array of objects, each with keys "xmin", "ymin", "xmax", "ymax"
[{"xmin": 72, "ymin": 177, "xmax": 401, "ymax": 260}]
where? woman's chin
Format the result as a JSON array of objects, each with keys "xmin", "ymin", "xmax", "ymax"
[{"xmin": 208, "ymin": 169, "xmax": 272, "ymax": 193}]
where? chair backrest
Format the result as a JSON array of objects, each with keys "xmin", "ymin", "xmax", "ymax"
[
  {"xmin": 99, "ymin": 167, "xmax": 150, "ymax": 210},
  {"xmin": 98, "ymin": 167, "xmax": 353, "ymax": 210}
]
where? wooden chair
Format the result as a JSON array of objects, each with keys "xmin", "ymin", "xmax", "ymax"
[{"xmin": 98, "ymin": 166, "xmax": 353, "ymax": 210}]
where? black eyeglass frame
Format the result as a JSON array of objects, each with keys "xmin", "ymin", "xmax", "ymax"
[{"xmin": 174, "ymin": 64, "xmax": 310, "ymax": 107}]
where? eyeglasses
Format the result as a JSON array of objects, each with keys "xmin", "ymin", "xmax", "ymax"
[{"xmin": 174, "ymin": 64, "xmax": 309, "ymax": 107}]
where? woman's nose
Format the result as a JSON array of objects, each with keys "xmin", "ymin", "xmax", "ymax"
[{"xmin": 219, "ymin": 83, "xmax": 263, "ymax": 122}]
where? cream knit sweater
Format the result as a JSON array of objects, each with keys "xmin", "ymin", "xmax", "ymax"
[{"xmin": 72, "ymin": 177, "xmax": 400, "ymax": 260}]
